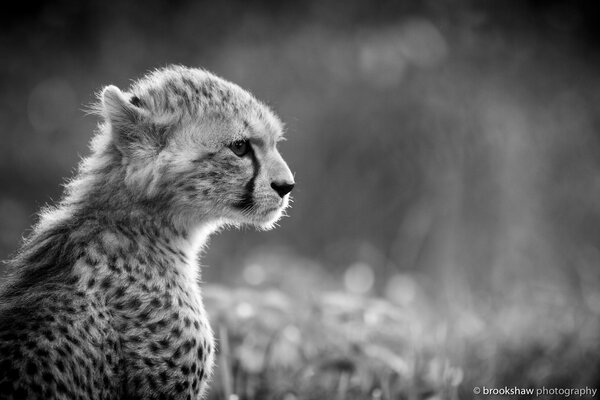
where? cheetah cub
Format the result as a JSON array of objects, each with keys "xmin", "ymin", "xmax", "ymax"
[{"xmin": 0, "ymin": 66, "xmax": 294, "ymax": 399}]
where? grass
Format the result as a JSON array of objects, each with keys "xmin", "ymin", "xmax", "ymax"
[
  {"xmin": 204, "ymin": 286, "xmax": 449, "ymax": 400},
  {"xmin": 202, "ymin": 281, "xmax": 600, "ymax": 400}
]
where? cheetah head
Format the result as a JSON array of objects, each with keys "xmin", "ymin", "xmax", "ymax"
[{"xmin": 98, "ymin": 66, "xmax": 294, "ymax": 231}]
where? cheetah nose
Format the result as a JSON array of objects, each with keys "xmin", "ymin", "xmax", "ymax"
[{"xmin": 271, "ymin": 181, "xmax": 295, "ymax": 198}]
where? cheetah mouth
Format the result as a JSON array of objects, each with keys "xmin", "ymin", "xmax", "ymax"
[
  {"xmin": 239, "ymin": 196, "xmax": 288, "ymax": 223},
  {"xmin": 253, "ymin": 197, "xmax": 286, "ymax": 213},
  {"xmin": 254, "ymin": 202, "xmax": 288, "ymax": 220},
  {"xmin": 250, "ymin": 205, "xmax": 286, "ymax": 228},
  {"xmin": 259, "ymin": 206, "xmax": 281, "ymax": 215}
]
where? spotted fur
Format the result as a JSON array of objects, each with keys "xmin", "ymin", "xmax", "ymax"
[{"xmin": 0, "ymin": 65, "xmax": 294, "ymax": 399}]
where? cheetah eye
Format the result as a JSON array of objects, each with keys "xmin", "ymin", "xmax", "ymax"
[{"xmin": 229, "ymin": 139, "xmax": 250, "ymax": 157}]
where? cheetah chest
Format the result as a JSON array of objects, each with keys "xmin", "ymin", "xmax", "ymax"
[{"xmin": 108, "ymin": 252, "xmax": 215, "ymax": 397}]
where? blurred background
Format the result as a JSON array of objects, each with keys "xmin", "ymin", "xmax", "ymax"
[{"xmin": 2, "ymin": 0, "xmax": 600, "ymax": 398}]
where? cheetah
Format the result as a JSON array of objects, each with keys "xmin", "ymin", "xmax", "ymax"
[{"xmin": 0, "ymin": 65, "xmax": 295, "ymax": 399}]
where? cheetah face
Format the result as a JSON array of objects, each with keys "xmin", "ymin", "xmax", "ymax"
[
  {"xmin": 206, "ymin": 133, "xmax": 294, "ymax": 229},
  {"xmin": 170, "ymin": 110, "xmax": 295, "ymax": 230},
  {"xmin": 100, "ymin": 67, "xmax": 294, "ymax": 230}
]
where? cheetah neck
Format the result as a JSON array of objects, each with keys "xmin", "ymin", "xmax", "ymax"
[{"xmin": 68, "ymin": 210, "xmax": 219, "ymax": 285}]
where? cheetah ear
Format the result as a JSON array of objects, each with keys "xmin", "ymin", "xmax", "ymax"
[
  {"xmin": 101, "ymin": 85, "xmax": 146, "ymax": 129},
  {"xmin": 101, "ymin": 85, "xmax": 159, "ymax": 154}
]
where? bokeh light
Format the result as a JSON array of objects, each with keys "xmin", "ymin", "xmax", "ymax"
[{"xmin": 344, "ymin": 262, "xmax": 375, "ymax": 295}]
